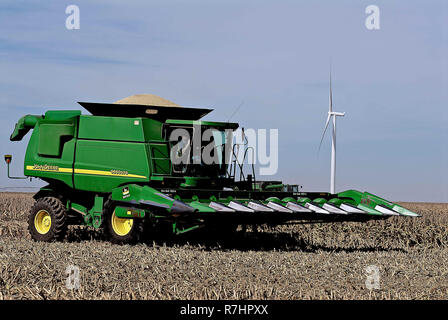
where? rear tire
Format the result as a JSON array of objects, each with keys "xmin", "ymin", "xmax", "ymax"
[
  {"xmin": 28, "ymin": 197, "xmax": 68, "ymax": 242},
  {"xmin": 104, "ymin": 199, "xmax": 143, "ymax": 244}
]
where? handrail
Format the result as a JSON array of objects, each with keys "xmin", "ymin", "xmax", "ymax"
[{"xmin": 226, "ymin": 128, "xmax": 256, "ymax": 187}]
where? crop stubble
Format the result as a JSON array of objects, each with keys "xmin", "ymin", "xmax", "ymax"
[{"xmin": 0, "ymin": 192, "xmax": 447, "ymax": 300}]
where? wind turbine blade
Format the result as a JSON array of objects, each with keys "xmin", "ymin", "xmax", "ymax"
[
  {"xmin": 318, "ymin": 114, "xmax": 331, "ymax": 153},
  {"xmin": 329, "ymin": 66, "xmax": 333, "ymax": 113}
]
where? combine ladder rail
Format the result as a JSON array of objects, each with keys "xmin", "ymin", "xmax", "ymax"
[{"xmin": 227, "ymin": 130, "xmax": 256, "ymax": 188}]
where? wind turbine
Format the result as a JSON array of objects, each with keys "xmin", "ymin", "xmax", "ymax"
[{"xmin": 318, "ymin": 68, "xmax": 345, "ymax": 194}]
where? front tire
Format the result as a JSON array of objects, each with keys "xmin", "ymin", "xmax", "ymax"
[
  {"xmin": 28, "ymin": 197, "xmax": 68, "ymax": 242},
  {"xmin": 104, "ymin": 200, "xmax": 143, "ymax": 244}
]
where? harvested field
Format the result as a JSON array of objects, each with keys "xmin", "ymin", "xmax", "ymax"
[{"xmin": 0, "ymin": 192, "xmax": 447, "ymax": 300}]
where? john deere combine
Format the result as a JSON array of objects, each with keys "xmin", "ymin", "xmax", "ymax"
[{"xmin": 5, "ymin": 94, "xmax": 419, "ymax": 244}]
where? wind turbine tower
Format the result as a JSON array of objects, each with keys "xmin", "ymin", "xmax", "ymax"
[{"xmin": 319, "ymin": 68, "xmax": 345, "ymax": 194}]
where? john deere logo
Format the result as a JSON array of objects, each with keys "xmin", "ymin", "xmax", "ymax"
[{"xmin": 122, "ymin": 187, "xmax": 130, "ymax": 198}]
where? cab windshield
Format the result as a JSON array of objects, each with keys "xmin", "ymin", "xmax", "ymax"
[{"xmin": 166, "ymin": 125, "xmax": 233, "ymax": 178}]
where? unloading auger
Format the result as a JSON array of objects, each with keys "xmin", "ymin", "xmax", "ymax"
[{"xmin": 5, "ymin": 94, "xmax": 419, "ymax": 244}]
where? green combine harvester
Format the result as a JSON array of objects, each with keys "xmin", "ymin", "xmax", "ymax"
[{"xmin": 5, "ymin": 94, "xmax": 419, "ymax": 244}]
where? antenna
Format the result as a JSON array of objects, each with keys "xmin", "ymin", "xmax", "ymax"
[{"xmin": 227, "ymin": 100, "xmax": 244, "ymax": 122}]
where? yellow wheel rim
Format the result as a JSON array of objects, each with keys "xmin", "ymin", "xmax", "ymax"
[
  {"xmin": 111, "ymin": 212, "xmax": 133, "ymax": 236},
  {"xmin": 34, "ymin": 210, "xmax": 52, "ymax": 234}
]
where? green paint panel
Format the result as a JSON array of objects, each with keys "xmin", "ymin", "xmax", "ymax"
[
  {"xmin": 338, "ymin": 189, "xmax": 419, "ymax": 216},
  {"xmin": 313, "ymin": 198, "xmax": 327, "ymax": 205},
  {"xmin": 297, "ymin": 197, "xmax": 311, "ymax": 204},
  {"xmin": 189, "ymin": 201, "xmax": 215, "ymax": 212},
  {"xmin": 78, "ymin": 115, "xmax": 146, "ymax": 142},
  {"xmin": 24, "ymin": 126, "xmax": 76, "ymax": 188},
  {"xmin": 44, "ymin": 110, "xmax": 81, "ymax": 121},
  {"xmin": 266, "ymin": 197, "xmax": 282, "ymax": 204},
  {"xmin": 357, "ymin": 204, "xmax": 383, "ymax": 216},
  {"xmin": 38, "ymin": 120, "xmax": 76, "ymax": 157},
  {"xmin": 74, "ymin": 140, "xmax": 149, "ymax": 192},
  {"xmin": 114, "ymin": 206, "xmax": 145, "ymax": 218},
  {"xmin": 111, "ymin": 184, "xmax": 176, "ymax": 212},
  {"xmin": 142, "ymin": 118, "xmax": 164, "ymax": 141},
  {"xmin": 328, "ymin": 198, "xmax": 344, "ymax": 205}
]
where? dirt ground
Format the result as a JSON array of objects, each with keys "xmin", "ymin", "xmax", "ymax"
[{"xmin": 0, "ymin": 192, "xmax": 447, "ymax": 300}]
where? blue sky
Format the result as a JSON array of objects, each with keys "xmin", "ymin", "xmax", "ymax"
[{"xmin": 0, "ymin": 0, "xmax": 446, "ymax": 202}]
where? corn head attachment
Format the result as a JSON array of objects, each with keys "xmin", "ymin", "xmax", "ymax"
[
  {"xmin": 109, "ymin": 185, "xmax": 419, "ymax": 228},
  {"xmin": 5, "ymin": 95, "xmax": 420, "ymax": 243}
]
